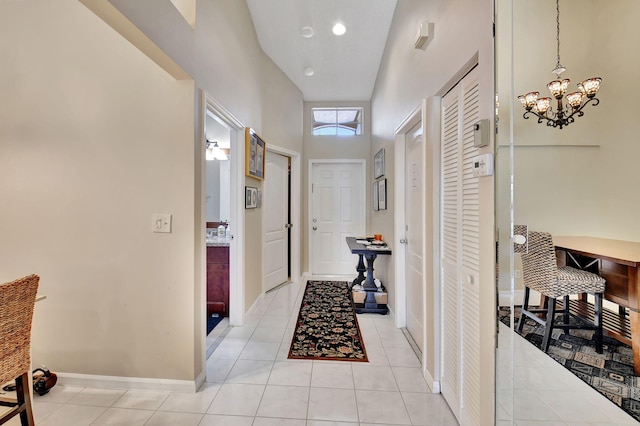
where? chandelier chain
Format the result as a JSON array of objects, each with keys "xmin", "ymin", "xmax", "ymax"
[{"xmin": 556, "ymin": 0, "xmax": 561, "ymax": 69}]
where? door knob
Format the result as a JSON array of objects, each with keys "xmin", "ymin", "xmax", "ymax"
[
  {"xmin": 313, "ymin": 226, "xmax": 317, "ymax": 231},
  {"xmin": 400, "ymin": 239, "xmax": 408, "ymax": 244}
]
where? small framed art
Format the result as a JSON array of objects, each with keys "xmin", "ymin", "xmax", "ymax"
[
  {"xmin": 374, "ymin": 148, "xmax": 385, "ymax": 179},
  {"xmin": 245, "ymin": 186, "xmax": 258, "ymax": 209},
  {"xmin": 245, "ymin": 128, "xmax": 266, "ymax": 180},
  {"xmin": 378, "ymin": 178, "xmax": 387, "ymax": 210},
  {"xmin": 373, "ymin": 181, "xmax": 379, "ymax": 211}
]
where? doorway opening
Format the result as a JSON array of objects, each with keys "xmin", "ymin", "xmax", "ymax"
[
  {"xmin": 204, "ymin": 110, "xmax": 231, "ymax": 335},
  {"xmin": 201, "ymin": 93, "xmax": 246, "ymax": 352}
]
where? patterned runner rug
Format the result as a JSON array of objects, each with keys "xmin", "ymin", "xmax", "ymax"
[
  {"xmin": 288, "ymin": 280, "xmax": 368, "ymax": 361},
  {"xmin": 499, "ymin": 306, "xmax": 640, "ymax": 422}
]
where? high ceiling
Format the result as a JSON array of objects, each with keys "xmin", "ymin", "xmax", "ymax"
[{"xmin": 245, "ymin": 0, "xmax": 398, "ymax": 102}]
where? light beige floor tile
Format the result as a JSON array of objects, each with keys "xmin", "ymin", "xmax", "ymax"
[
  {"xmin": 268, "ymin": 360, "xmax": 313, "ymax": 386},
  {"xmin": 112, "ymin": 389, "xmax": 170, "ymax": 410},
  {"xmin": 91, "ymin": 407, "xmax": 154, "ymax": 425},
  {"xmin": 383, "ymin": 347, "xmax": 421, "ymax": 367},
  {"xmin": 144, "ymin": 410, "xmax": 203, "ymax": 425},
  {"xmin": 391, "ymin": 366, "xmax": 430, "ymax": 392},
  {"xmin": 224, "ymin": 326, "xmax": 255, "ymax": 340},
  {"xmin": 205, "ymin": 357, "xmax": 236, "ymax": 382},
  {"xmin": 537, "ymin": 389, "xmax": 622, "ymax": 423},
  {"xmin": 355, "ymin": 390, "xmax": 411, "ymax": 425},
  {"xmin": 39, "ymin": 403, "xmax": 106, "ymax": 426},
  {"xmin": 512, "ymin": 390, "xmax": 563, "ymax": 422},
  {"xmin": 32, "ymin": 400, "xmax": 64, "ymax": 422},
  {"xmin": 362, "ymin": 345, "xmax": 390, "ymax": 365},
  {"xmin": 211, "ymin": 340, "xmax": 248, "ymax": 359},
  {"xmin": 276, "ymin": 340, "xmax": 294, "ymax": 361},
  {"xmin": 352, "ymin": 364, "xmax": 398, "ymax": 391},
  {"xmin": 311, "ymin": 362, "xmax": 354, "ymax": 389},
  {"xmin": 307, "ymin": 387, "xmax": 358, "ymax": 422},
  {"xmin": 238, "ymin": 341, "xmax": 280, "ymax": 360},
  {"xmin": 250, "ymin": 327, "xmax": 287, "ymax": 343},
  {"xmin": 207, "ymin": 383, "xmax": 265, "ymax": 416},
  {"xmin": 401, "ymin": 392, "xmax": 457, "ymax": 425},
  {"xmin": 67, "ymin": 388, "xmax": 125, "ymax": 407},
  {"xmin": 258, "ymin": 315, "xmax": 290, "ymax": 328},
  {"xmin": 225, "ymin": 359, "xmax": 273, "ymax": 384},
  {"xmin": 198, "ymin": 414, "xmax": 254, "ymax": 425},
  {"xmin": 253, "ymin": 418, "xmax": 307, "ymax": 426},
  {"xmin": 256, "ymin": 385, "xmax": 309, "ymax": 419},
  {"xmin": 157, "ymin": 383, "xmax": 220, "ymax": 413},
  {"xmin": 378, "ymin": 331, "xmax": 412, "ymax": 349}
]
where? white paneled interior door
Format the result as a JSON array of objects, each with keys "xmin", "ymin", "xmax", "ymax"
[
  {"xmin": 310, "ymin": 161, "xmax": 365, "ymax": 276},
  {"xmin": 440, "ymin": 66, "xmax": 482, "ymax": 424},
  {"xmin": 263, "ymin": 151, "xmax": 290, "ymax": 291},
  {"xmin": 405, "ymin": 121, "xmax": 425, "ymax": 351}
]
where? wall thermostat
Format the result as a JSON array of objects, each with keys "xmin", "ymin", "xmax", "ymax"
[{"xmin": 472, "ymin": 153, "xmax": 493, "ymax": 177}]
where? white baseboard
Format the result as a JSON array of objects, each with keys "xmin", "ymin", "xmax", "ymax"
[
  {"xmin": 423, "ymin": 368, "xmax": 440, "ymax": 394},
  {"xmin": 57, "ymin": 372, "xmax": 203, "ymax": 393}
]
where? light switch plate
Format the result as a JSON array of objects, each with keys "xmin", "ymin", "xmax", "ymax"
[{"xmin": 152, "ymin": 214, "xmax": 172, "ymax": 233}]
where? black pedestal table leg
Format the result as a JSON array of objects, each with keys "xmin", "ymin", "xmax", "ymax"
[{"xmin": 351, "ymin": 254, "xmax": 366, "ymax": 289}]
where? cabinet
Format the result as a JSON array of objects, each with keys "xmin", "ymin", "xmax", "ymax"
[{"xmin": 207, "ymin": 246, "xmax": 229, "ymax": 317}]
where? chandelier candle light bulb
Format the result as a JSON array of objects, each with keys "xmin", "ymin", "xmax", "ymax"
[{"xmin": 517, "ymin": 0, "xmax": 602, "ymax": 129}]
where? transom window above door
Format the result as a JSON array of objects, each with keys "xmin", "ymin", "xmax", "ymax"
[{"xmin": 311, "ymin": 107, "xmax": 363, "ymax": 136}]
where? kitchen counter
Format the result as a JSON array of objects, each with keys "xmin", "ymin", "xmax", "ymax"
[{"xmin": 206, "ymin": 240, "xmax": 230, "ymax": 247}]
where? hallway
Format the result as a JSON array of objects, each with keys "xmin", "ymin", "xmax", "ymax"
[{"xmin": 17, "ymin": 279, "xmax": 456, "ymax": 425}]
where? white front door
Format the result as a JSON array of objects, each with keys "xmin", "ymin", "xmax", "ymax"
[
  {"xmin": 405, "ymin": 121, "xmax": 425, "ymax": 351},
  {"xmin": 310, "ymin": 161, "xmax": 365, "ymax": 276},
  {"xmin": 263, "ymin": 151, "xmax": 290, "ymax": 291}
]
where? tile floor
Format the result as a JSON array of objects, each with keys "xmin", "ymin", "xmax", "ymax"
[
  {"xmin": 496, "ymin": 321, "xmax": 639, "ymax": 425},
  {"xmin": 2, "ymin": 278, "xmax": 456, "ymax": 425},
  {"xmin": 3, "ymin": 279, "xmax": 638, "ymax": 425}
]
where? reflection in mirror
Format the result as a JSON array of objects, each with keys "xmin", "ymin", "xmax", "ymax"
[
  {"xmin": 496, "ymin": 0, "xmax": 640, "ymax": 424},
  {"xmin": 206, "ymin": 111, "xmax": 231, "ymax": 223}
]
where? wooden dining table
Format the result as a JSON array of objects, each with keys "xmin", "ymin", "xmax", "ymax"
[{"xmin": 554, "ymin": 236, "xmax": 640, "ymax": 374}]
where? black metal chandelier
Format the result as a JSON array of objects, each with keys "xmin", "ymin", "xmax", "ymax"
[{"xmin": 517, "ymin": 0, "xmax": 602, "ymax": 129}]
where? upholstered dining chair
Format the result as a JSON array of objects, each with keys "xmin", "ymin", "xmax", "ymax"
[
  {"xmin": 517, "ymin": 232, "xmax": 606, "ymax": 353},
  {"xmin": 0, "ymin": 274, "xmax": 39, "ymax": 426}
]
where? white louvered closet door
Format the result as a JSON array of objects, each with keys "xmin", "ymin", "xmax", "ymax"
[{"xmin": 440, "ymin": 67, "xmax": 482, "ymax": 425}]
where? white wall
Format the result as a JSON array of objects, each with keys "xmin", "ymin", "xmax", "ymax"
[
  {"xmin": 0, "ymin": 0, "xmax": 303, "ymax": 384},
  {"xmin": 107, "ymin": 0, "xmax": 304, "ymax": 319},
  {"xmin": 371, "ymin": 0, "xmax": 495, "ymax": 422},
  {"xmin": 0, "ymin": 0, "xmax": 195, "ymax": 380}
]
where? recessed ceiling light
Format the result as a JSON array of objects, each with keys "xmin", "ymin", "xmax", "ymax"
[
  {"xmin": 301, "ymin": 26, "xmax": 314, "ymax": 38},
  {"xmin": 304, "ymin": 67, "xmax": 315, "ymax": 77},
  {"xmin": 332, "ymin": 23, "xmax": 346, "ymax": 36}
]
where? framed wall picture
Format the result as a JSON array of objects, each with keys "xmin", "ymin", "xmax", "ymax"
[
  {"xmin": 374, "ymin": 148, "xmax": 385, "ymax": 179},
  {"xmin": 378, "ymin": 178, "xmax": 387, "ymax": 210},
  {"xmin": 373, "ymin": 181, "xmax": 379, "ymax": 211},
  {"xmin": 245, "ymin": 128, "xmax": 266, "ymax": 180},
  {"xmin": 245, "ymin": 186, "xmax": 258, "ymax": 209}
]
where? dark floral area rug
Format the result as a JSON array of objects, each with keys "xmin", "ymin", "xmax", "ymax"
[
  {"xmin": 288, "ymin": 280, "xmax": 368, "ymax": 361},
  {"xmin": 499, "ymin": 306, "xmax": 640, "ymax": 422}
]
